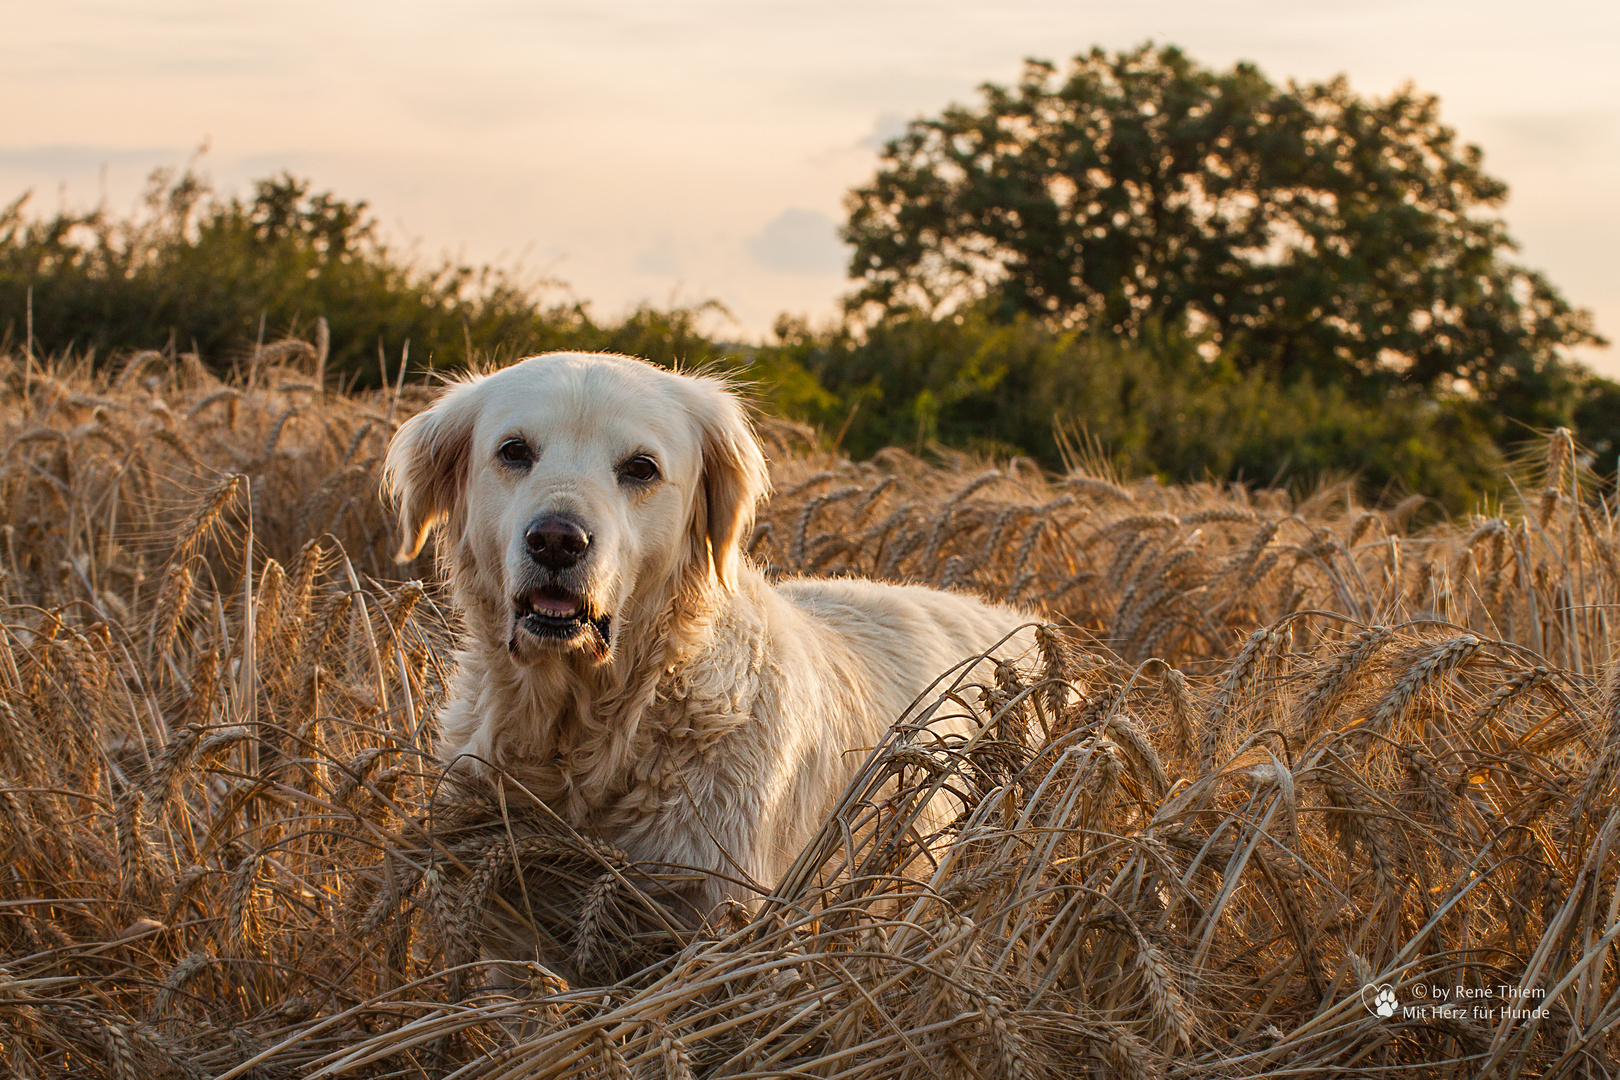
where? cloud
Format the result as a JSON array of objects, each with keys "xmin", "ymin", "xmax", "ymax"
[
  {"xmin": 0, "ymin": 144, "xmax": 183, "ymax": 173},
  {"xmin": 857, "ymin": 111, "xmax": 911, "ymax": 152},
  {"xmin": 1487, "ymin": 111, "xmax": 1618, "ymax": 154},
  {"xmin": 745, "ymin": 208, "xmax": 847, "ymax": 276}
]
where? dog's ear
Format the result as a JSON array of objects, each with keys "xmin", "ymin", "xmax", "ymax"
[
  {"xmin": 686, "ymin": 376, "xmax": 771, "ymax": 592},
  {"xmin": 382, "ymin": 380, "xmax": 482, "ymax": 562}
]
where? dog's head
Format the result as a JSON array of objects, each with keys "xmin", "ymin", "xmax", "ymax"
[{"xmin": 383, "ymin": 353, "xmax": 770, "ymax": 664}]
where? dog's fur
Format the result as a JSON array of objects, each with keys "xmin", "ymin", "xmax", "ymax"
[{"xmin": 384, "ymin": 352, "xmax": 1034, "ymax": 919}]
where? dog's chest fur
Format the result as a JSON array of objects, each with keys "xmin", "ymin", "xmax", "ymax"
[{"xmin": 438, "ymin": 592, "xmax": 779, "ymax": 859}]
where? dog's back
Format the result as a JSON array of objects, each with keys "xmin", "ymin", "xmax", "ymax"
[
  {"xmin": 775, "ymin": 575, "xmax": 1034, "ymax": 735},
  {"xmin": 707, "ymin": 575, "xmax": 1036, "ymax": 896}
]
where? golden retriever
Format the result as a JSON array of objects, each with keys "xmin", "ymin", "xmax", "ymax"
[{"xmin": 383, "ymin": 352, "xmax": 1034, "ymax": 920}]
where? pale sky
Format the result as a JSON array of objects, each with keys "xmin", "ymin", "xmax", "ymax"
[{"xmin": 4, "ymin": 1, "xmax": 1617, "ymax": 372}]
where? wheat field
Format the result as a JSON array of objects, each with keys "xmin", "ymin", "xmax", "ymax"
[{"xmin": 0, "ymin": 338, "xmax": 1617, "ymax": 1078}]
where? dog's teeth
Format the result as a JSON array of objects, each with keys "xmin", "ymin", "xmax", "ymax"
[{"xmin": 526, "ymin": 593, "xmax": 584, "ymax": 618}]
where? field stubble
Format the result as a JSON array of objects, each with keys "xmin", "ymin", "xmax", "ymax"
[{"xmin": 0, "ymin": 339, "xmax": 1616, "ymax": 1078}]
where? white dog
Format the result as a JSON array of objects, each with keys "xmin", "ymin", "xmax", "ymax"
[{"xmin": 384, "ymin": 352, "xmax": 1033, "ymax": 919}]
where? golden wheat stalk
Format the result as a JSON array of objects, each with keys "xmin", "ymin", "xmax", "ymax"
[{"xmin": 1, "ymin": 344, "xmax": 1618, "ymax": 1079}]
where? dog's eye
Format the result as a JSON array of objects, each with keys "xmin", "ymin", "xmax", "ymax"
[
  {"xmin": 497, "ymin": 438, "xmax": 532, "ymax": 468},
  {"xmin": 618, "ymin": 455, "xmax": 660, "ymax": 484}
]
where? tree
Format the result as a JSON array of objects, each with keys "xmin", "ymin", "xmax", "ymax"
[{"xmin": 843, "ymin": 44, "xmax": 1604, "ymax": 433}]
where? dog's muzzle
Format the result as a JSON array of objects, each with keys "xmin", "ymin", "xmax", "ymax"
[
  {"xmin": 511, "ymin": 586, "xmax": 610, "ymax": 655},
  {"xmin": 508, "ymin": 513, "xmax": 610, "ymax": 656}
]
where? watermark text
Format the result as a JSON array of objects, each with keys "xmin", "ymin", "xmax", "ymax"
[{"xmin": 1361, "ymin": 981, "xmax": 1549, "ymax": 1021}]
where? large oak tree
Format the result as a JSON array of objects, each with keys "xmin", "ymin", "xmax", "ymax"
[{"xmin": 844, "ymin": 45, "xmax": 1604, "ymax": 432}]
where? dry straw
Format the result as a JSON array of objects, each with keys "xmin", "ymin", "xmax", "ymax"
[{"xmin": 0, "ymin": 340, "xmax": 1616, "ymax": 1078}]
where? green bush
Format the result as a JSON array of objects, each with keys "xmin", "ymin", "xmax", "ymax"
[
  {"xmin": 0, "ymin": 169, "xmax": 744, "ymax": 383},
  {"xmin": 765, "ymin": 309, "xmax": 1507, "ymax": 511}
]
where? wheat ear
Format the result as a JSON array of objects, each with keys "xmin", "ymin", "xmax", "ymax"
[
  {"xmin": 1133, "ymin": 936, "xmax": 1195, "ymax": 1051},
  {"xmin": 1202, "ymin": 627, "xmax": 1281, "ymax": 766},
  {"xmin": 1363, "ymin": 635, "xmax": 1480, "ymax": 739},
  {"xmin": 1295, "ymin": 625, "xmax": 1393, "ymax": 740},
  {"xmin": 174, "ymin": 473, "xmax": 244, "ymax": 558},
  {"xmin": 573, "ymin": 871, "xmax": 619, "ymax": 977}
]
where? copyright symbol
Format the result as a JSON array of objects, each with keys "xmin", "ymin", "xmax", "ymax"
[{"xmin": 1414, "ymin": 983, "xmax": 1427, "ymax": 997}]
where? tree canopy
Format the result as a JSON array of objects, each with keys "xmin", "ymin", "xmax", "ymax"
[{"xmin": 843, "ymin": 44, "xmax": 1604, "ymax": 432}]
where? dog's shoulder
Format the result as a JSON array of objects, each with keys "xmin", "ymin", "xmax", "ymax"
[
  {"xmin": 766, "ymin": 575, "xmax": 1034, "ymax": 665},
  {"xmin": 773, "ymin": 575, "xmax": 1027, "ymax": 627}
]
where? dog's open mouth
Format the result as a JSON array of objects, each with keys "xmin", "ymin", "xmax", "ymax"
[{"xmin": 513, "ymin": 588, "xmax": 611, "ymax": 651}]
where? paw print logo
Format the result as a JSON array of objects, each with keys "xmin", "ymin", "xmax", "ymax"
[{"xmin": 1360, "ymin": 982, "xmax": 1398, "ymax": 1018}]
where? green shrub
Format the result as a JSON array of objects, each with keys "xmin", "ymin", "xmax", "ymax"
[
  {"xmin": 0, "ymin": 169, "xmax": 745, "ymax": 383},
  {"xmin": 765, "ymin": 309, "xmax": 1506, "ymax": 511}
]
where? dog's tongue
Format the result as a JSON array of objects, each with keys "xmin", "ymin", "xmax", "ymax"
[{"xmin": 529, "ymin": 593, "xmax": 582, "ymax": 617}]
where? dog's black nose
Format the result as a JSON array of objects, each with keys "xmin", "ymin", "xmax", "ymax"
[{"xmin": 524, "ymin": 515, "xmax": 591, "ymax": 570}]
